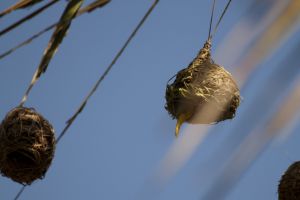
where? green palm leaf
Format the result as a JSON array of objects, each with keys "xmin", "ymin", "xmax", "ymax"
[{"xmin": 36, "ymin": 0, "xmax": 84, "ymax": 79}]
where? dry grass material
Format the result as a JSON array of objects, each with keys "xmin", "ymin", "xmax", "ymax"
[
  {"xmin": 165, "ymin": 40, "xmax": 240, "ymax": 136},
  {"xmin": 278, "ymin": 161, "xmax": 300, "ymax": 200},
  {"xmin": 0, "ymin": 0, "xmax": 43, "ymax": 18},
  {"xmin": 0, "ymin": 107, "xmax": 55, "ymax": 185}
]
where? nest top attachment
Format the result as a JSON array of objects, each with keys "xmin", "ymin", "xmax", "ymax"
[
  {"xmin": 0, "ymin": 107, "xmax": 56, "ymax": 185},
  {"xmin": 164, "ymin": 0, "xmax": 237, "ymax": 137},
  {"xmin": 278, "ymin": 161, "xmax": 300, "ymax": 200},
  {"xmin": 165, "ymin": 40, "xmax": 240, "ymax": 137}
]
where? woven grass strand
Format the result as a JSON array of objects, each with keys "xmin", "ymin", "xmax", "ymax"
[
  {"xmin": 13, "ymin": 1, "xmax": 159, "ymax": 199},
  {"xmin": 14, "ymin": 185, "xmax": 26, "ymax": 200},
  {"xmin": 208, "ymin": 0, "xmax": 216, "ymax": 39},
  {"xmin": 211, "ymin": 0, "xmax": 233, "ymax": 38}
]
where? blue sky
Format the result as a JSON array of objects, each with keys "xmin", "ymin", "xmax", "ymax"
[{"xmin": 1, "ymin": 0, "xmax": 300, "ymax": 200}]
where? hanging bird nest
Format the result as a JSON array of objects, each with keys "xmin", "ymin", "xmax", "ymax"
[
  {"xmin": 0, "ymin": 107, "xmax": 55, "ymax": 185},
  {"xmin": 165, "ymin": 40, "xmax": 240, "ymax": 136},
  {"xmin": 278, "ymin": 161, "xmax": 300, "ymax": 200}
]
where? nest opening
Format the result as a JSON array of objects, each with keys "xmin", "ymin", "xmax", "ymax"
[
  {"xmin": 0, "ymin": 107, "xmax": 55, "ymax": 185},
  {"xmin": 7, "ymin": 150, "xmax": 37, "ymax": 167}
]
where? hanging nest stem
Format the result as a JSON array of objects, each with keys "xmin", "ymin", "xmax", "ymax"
[
  {"xmin": 278, "ymin": 161, "xmax": 300, "ymax": 200},
  {"xmin": 165, "ymin": 39, "xmax": 240, "ymax": 136},
  {"xmin": 0, "ymin": 107, "xmax": 55, "ymax": 185}
]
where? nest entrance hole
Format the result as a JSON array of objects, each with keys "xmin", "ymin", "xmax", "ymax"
[{"xmin": 6, "ymin": 150, "xmax": 36, "ymax": 168}]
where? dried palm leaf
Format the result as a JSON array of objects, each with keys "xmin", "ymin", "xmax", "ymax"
[{"xmin": 0, "ymin": 0, "xmax": 43, "ymax": 18}]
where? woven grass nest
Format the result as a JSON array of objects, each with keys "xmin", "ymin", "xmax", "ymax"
[
  {"xmin": 278, "ymin": 161, "xmax": 300, "ymax": 200},
  {"xmin": 0, "ymin": 107, "xmax": 55, "ymax": 185},
  {"xmin": 165, "ymin": 40, "xmax": 240, "ymax": 136}
]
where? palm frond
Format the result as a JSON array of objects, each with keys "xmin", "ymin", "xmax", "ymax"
[{"xmin": 0, "ymin": 0, "xmax": 43, "ymax": 18}]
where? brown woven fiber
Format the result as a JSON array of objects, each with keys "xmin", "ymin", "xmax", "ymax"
[
  {"xmin": 0, "ymin": 107, "xmax": 55, "ymax": 185},
  {"xmin": 278, "ymin": 161, "xmax": 300, "ymax": 200},
  {"xmin": 165, "ymin": 40, "xmax": 240, "ymax": 136}
]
